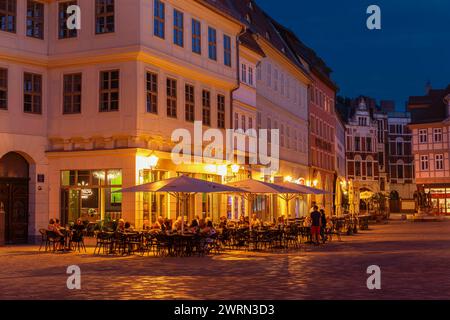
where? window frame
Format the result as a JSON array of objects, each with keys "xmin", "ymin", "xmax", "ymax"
[
  {"xmin": 208, "ymin": 26, "xmax": 217, "ymax": 61},
  {"xmin": 23, "ymin": 72, "xmax": 42, "ymax": 114},
  {"xmin": 419, "ymin": 129, "xmax": 428, "ymax": 144},
  {"xmin": 95, "ymin": 0, "xmax": 115, "ymax": 35},
  {"xmin": 217, "ymin": 94, "xmax": 225, "ymax": 129},
  {"xmin": 435, "ymin": 154, "xmax": 444, "ymax": 171},
  {"xmin": 191, "ymin": 19, "xmax": 201, "ymax": 55},
  {"xmin": 202, "ymin": 89, "xmax": 211, "ymax": 126},
  {"xmin": 172, "ymin": 8, "xmax": 183, "ymax": 46},
  {"xmin": 26, "ymin": 0, "xmax": 44, "ymax": 39},
  {"xmin": 166, "ymin": 78, "xmax": 177, "ymax": 118},
  {"xmin": 99, "ymin": 70, "xmax": 120, "ymax": 112},
  {"xmin": 184, "ymin": 84, "xmax": 195, "ymax": 122},
  {"xmin": 153, "ymin": 0, "xmax": 165, "ymax": 39},
  {"xmin": 146, "ymin": 71, "xmax": 158, "ymax": 114},
  {"xmin": 0, "ymin": 68, "xmax": 7, "ymax": 110},
  {"xmin": 63, "ymin": 73, "xmax": 82, "ymax": 115},
  {"xmin": 223, "ymin": 34, "xmax": 232, "ymax": 67},
  {"xmin": 0, "ymin": 0, "xmax": 16, "ymax": 33},
  {"xmin": 58, "ymin": 1, "xmax": 78, "ymax": 39}
]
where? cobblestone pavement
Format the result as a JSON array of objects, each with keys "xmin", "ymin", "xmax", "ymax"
[{"xmin": 1, "ymin": 221, "xmax": 450, "ymax": 300}]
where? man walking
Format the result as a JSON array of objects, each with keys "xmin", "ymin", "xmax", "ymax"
[{"xmin": 310, "ymin": 205, "xmax": 322, "ymax": 245}]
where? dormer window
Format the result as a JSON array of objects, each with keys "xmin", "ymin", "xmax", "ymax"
[{"xmin": 245, "ymin": 14, "xmax": 252, "ymax": 24}]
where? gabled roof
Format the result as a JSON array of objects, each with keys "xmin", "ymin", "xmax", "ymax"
[
  {"xmin": 408, "ymin": 85, "xmax": 450, "ymax": 124},
  {"xmin": 223, "ymin": 0, "xmax": 308, "ymax": 72},
  {"xmin": 272, "ymin": 20, "xmax": 338, "ymax": 91},
  {"xmin": 239, "ymin": 30, "xmax": 265, "ymax": 57}
]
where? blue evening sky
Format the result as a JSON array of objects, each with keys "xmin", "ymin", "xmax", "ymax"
[{"xmin": 257, "ymin": 0, "xmax": 450, "ymax": 110}]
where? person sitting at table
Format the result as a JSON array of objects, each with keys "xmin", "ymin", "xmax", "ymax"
[
  {"xmin": 47, "ymin": 219, "xmax": 65, "ymax": 249},
  {"xmin": 54, "ymin": 218, "xmax": 63, "ymax": 230},
  {"xmin": 250, "ymin": 214, "xmax": 262, "ymax": 229},
  {"xmin": 238, "ymin": 215, "xmax": 248, "ymax": 227},
  {"xmin": 164, "ymin": 219, "xmax": 172, "ymax": 232},
  {"xmin": 124, "ymin": 222, "xmax": 135, "ymax": 232},
  {"xmin": 219, "ymin": 216, "xmax": 228, "ymax": 229},
  {"xmin": 172, "ymin": 216, "xmax": 183, "ymax": 232},
  {"xmin": 48, "ymin": 219, "xmax": 64, "ymax": 236},
  {"xmin": 116, "ymin": 219, "xmax": 126, "ymax": 232},
  {"xmin": 142, "ymin": 219, "xmax": 151, "ymax": 231},
  {"xmin": 201, "ymin": 220, "xmax": 216, "ymax": 237},
  {"xmin": 72, "ymin": 218, "xmax": 85, "ymax": 232},
  {"xmin": 189, "ymin": 219, "xmax": 200, "ymax": 233}
]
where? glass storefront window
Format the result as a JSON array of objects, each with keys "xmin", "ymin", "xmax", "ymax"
[{"xmin": 61, "ymin": 169, "xmax": 122, "ymax": 224}]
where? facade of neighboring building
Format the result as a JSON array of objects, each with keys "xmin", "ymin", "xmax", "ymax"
[
  {"xmin": 272, "ymin": 23, "xmax": 338, "ymax": 216},
  {"xmin": 387, "ymin": 112, "xmax": 415, "ymax": 199},
  {"xmin": 408, "ymin": 85, "xmax": 450, "ymax": 215},
  {"xmin": 345, "ymin": 99, "xmax": 380, "ymax": 214},
  {"xmin": 226, "ymin": 0, "xmax": 312, "ymax": 220},
  {"xmin": 334, "ymin": 113, "xmax": 347, "ymax": 216}
]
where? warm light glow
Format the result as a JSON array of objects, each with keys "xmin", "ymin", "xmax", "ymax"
[
  {"xmin": 205, "ymin": 164, "xmax": 217, "ymax": 173},
  {"xmin": 313, "ymin": 179, "xmax": 319, "ymax": 187},
  {"xmin": 284, "ymin": 176, "xmax": 293, "ymax": 182},
  {"xmin": 148, "ymin": 155, "xmax": 159, "ymax": 169},
  {"xmin": 217, "ymin": 165, "xmax": 228, "ymax": 177},
  {"xmin": 231, "ymin": 164, "xmax": 240, "ymax": 174}
]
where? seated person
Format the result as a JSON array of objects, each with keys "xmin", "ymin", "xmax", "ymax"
[
  {"xmin": 142, "ymin": 219, "xmax": 151, "ymax": 231},
  {"xmin": 250, "ymin": 214, "xmax": 262, "ymax": 229},
  {"xmin": 124, "ymin": 222, "xmax": 135, "ymax": 233},
  {"xmin": 48, "ymin": 219, "xmax": 64, "ymax": 236},
  {"xmin": 201, "ymin": 221, "xmax": 216, "ymax": 237},
  {"xmin": 218, "ymin": 216, "xmax": 228, "ymax": 229},
  {"xmin": 189, "ymin": 219, "xmax": 200, "ymax": 233},
  {"xmin": 238, "ymin": 215, "xmax": 248, "ymax": 227},
  {"xmin": 172, "ymin": 216, "xmax": 183, "ymax": 232},
  {"xmin": 116, "ymin": 219, "xmax": 126, "ymax": 232},
  {"xmin": 54, "ymin": 218, "xmax": 63, "ymax": 230}
]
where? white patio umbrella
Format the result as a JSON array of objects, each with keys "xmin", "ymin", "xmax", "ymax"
[
  {"xmin": 226, "ymin": 179, "xmax": 301, "ymax": 224},
  {"xmin": 116, "ymin": 175, "xmax": 244, "ymax": 234},
  {"xmin": 274, "ymin": 182, "xmax": 331, "ymax": 195},
  {"xmin": 274, "ymin": 182, "xmax": 331, "ymax": 220}
]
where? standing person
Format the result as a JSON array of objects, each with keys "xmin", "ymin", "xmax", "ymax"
[
  {"xmin": 310, "ymin": 206, "xmax": 322, "ymax": 245},
  {"xmin": 320, "ymin": 209, "xmax": 327, "ymax": 243}
]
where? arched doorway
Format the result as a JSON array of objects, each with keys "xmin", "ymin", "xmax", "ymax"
[{"xmin": 0, "ymin": 152, "xmax": 29, "ymax": 244}]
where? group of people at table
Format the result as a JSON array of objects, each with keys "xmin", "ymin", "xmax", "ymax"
[{"xmin": 44, "ymin": 202, "xmax": 329, "ymax": 251}]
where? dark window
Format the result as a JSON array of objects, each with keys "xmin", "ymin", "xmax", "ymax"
[
  {"xmin": 355, "ymin": 137, "xmax": 360, "ymax": 151},
  {"xmin": 95, "ymin": 0, "xmax": 114, "ymax": 34},
  {"xmin": 192, "ymin": 19, "xmax": 201, "ymax": 54},
  {"xmin": 367, "ymin": 161, "xmax": 373, "ymax": 177},
  {"xmin": 224, "ymin": 34, "xmax": 232, "ymax": 66},
  {"xmin": 397, "ymin": 141, "xmax": 403, "ymax": 155},
  {"xmin": 23, "ymin": 73, "xmax": 42, "ymax": 114},
  {"xmin": 99, "ymin": 70, "xmax": 119, "ymax": 112},
  {"xmin": 63, "ymin": 73, "xmax": 82, "ymax": 114},
  {"xmin": 154, "ymin": 0, "xmax": 165, "ymax": 39},
  {"xmin": 0, "ymin": 0, "xmax": 16, "ymax": 33},
  {"xmin": 202, "ymin": 90, "xmax": 211, "ymax": 126},
  {"xmin": 146, "ymin": 72, "xmax": 158, "ymax": 114},
  {"xmin": 397, "ymin": 164, "xmax": 404, "ymax": 179},
  {"xmin": 166, "ymin": 78, "xmax": 177, "ymax": 118},
  {"xmin": 208, "ymin": 27, "xmax": 217, "ymax": 60},
  {"xmin": 26, "ymin": 0, "xmax": 44, "ymax": 39},
  {"xmin": 0, "ymin": 68, "xmax": 7, "ymax": 110},
  {"xmin": 217, "ymin": 94, "xmax": 225, "ymax": 129},
  {"xmin": 366, "ymin": 137, "xmax": 372, "ymax": 152},
  {"xmin": 185, "ymin": 84, "xmax": 194, "ymax": 122},
  {"xmin": 59, "ymin": 1, "xmax": 77, "ymax": 39},
  {"xmin": 173, "ymin": 9, "xmax": 183, "ymax": 46},
  {"xmin": 355, "ymin": 161, "xmax": 361, "ymax": 177}
]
